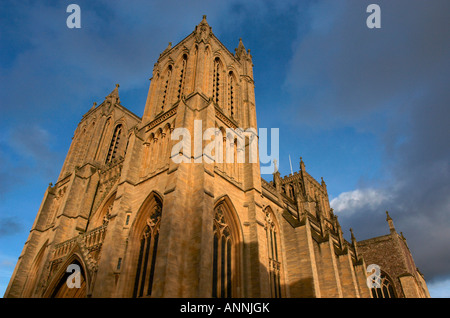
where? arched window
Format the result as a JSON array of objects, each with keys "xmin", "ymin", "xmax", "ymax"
[
  {"xmin": 141, "ymin": 133, "xmax": 154, "ymax": 177},
  {"xmin": 213, "ymin": 205, "xmax": 232, "ymax": 298},
  {"xmin": 132, "ymin": 197, "xmax": 162, "ymax": 298},
  {"xmin": 228, "ymin": 71, "xmax": 235, "ymax": 119},
  {"xmin": 265, "ymin": 207, "xmax": 282, "ymax": 297},
  {"xmin": 105, "ymin": 124, "xmax": 122, "ymax": 164},
  {"xmin": 212, "ymin": 200, "xmax": 240, "ymax": 298},
  {"xmin": 22, "ymin": 241, "xmax": 48, "ymax": 297},
  {"xmin": 371, "ymin": 273, "xmax": 396, "ymax": 298},
  {"xmin": 161, "ymin": 65, "xmax": 172, "ymax": 111},
  {"xmin": 46, "ymin": 193, "xmax": 61, "ymax": 227},
  {"xmin": 177, "ymin": 54, "xmax": 188, "ymax": 100},
  {"xmin": 212, "ymin": 57, "xmax": 221, "ymax": 106},
  {"xmin": 74, "ymin": 126, "xmax": 87, "ymax": 167},
  {"xmin": 88, "ymin": 192, "xmax": 116, "ymax": 230}
]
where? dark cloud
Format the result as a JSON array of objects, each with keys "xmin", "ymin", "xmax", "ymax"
[
  {"xmin": 0, "ymin": 0, "xmax": 235, "ymax": 195},
  {"xmin": 287, "ymin": 0, "xmax": 450, "ymax": 283},
  {"xmin": 0, "ymin": 217, "xmax": 22, "ymax": 238},
  {"xmin": 0, "ymin": 0, "xmax": 233, "ymax": 122},
  {"xmin": 10, "ymin": 124, "xmax": 53, "ymax": 163},
  {"xmin": 0, "ymin": 124, "xmax": 61, "ymax": 198},
  {"xmin": 285, "ymin": 0, "xmax": 449, "ymax": 129},
  {"xmin": 1, "ymin": 0, "xmax": 448, "ymax": 293}
]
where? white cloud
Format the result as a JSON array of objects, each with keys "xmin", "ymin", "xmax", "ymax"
[
  {"xmin": 330, "ymin": 188, "xmax": 392, "ymax": 216},
  {"xmin": 427, "ymin": 277, "xmax": 450, "ymax": 298}
]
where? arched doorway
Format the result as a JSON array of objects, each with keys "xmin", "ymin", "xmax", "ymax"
[{"xmin": 48, "ymin": 259, "xmax": 87, "ymax": 298}]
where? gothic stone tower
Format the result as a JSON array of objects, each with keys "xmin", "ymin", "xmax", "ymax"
[{"xmin": 4, "ymin": 16, "xmax": 429, "ymax": 298}]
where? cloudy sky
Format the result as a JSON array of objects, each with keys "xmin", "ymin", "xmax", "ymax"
[{"xmin": 1, "ymin": 0, "xmax": 449, "ymax": 297}]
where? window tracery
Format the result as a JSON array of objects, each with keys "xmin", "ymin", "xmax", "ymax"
[
  {"xmin": 213, "ymin": 204, "xmax": 233, "ymax": 298},
  {"xmin": 265, "ymin": 208, "xmax": 282, "ymax": 298},
  {"xmin": 133, "ymin": 201, "xmax": 162, "ymax": 297},
  {"xmin": 105, "ymin": 124, "xmax": 122, "ymax": 164}
]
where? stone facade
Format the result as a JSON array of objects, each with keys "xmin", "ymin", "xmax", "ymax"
[
  {"xmin": 356, "ymin": 212, "xmax": 430, "ymax": 298},
  {"xmin": 4, "ymin": 17, "xmax": 429, "ymax": 298}
]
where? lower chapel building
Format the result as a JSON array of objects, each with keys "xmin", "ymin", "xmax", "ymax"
[{"xmin": 5, "ymin": 17, "xmax": 429, "ymax": 298}]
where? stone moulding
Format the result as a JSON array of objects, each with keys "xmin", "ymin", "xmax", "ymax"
[
  {"xmin": 215, "ymin": 105, "xmax": 238, "ymax": 129},
  {"xmin": 145, "ymin": 105, "xmax": 178, "ymax": 133}
]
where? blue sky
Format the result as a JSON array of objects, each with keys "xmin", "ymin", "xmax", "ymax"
[{"xmin": 1, "ymin": 0, "xmax": 449, "ymax": 297}]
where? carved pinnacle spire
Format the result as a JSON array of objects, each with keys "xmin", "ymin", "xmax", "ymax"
[
  {"xmin": 350, "ymin": 228, "xmax": 360, "ymax": 260},
  {"xmin": 386, "ymin": 211, "xmax": 396, "ymax": 233},
  {"xmin": 105, "ymin": 84, "xmax": 120, "ymax": 105},
  {"xmin": 235, "ymin": 37, "xmax": 248, "ymax": 59},
  {"xmin": 198, "ymin": 14, "xmax": 209, "ymax": 27},
  {"xmin": 300, "ymin": 156, "xmax": 305, "ymax": 171},
  {"xmin": 386, "ymin": 210, "xmax": 392, "ymax": 220},
  {"xmin": 350, "ymin": 228, "xmax": 356, "ymax": 241},
  {"xmin": 194, "ymin": 15, "xmax": 211, "ymax": 43},
  {"xmin": 106, "ymin": 84, "xmax": 119, "ymax": 96},
  {"xmin": 238, "ymin": 37, "xmax": 245, "ymax": 50}
]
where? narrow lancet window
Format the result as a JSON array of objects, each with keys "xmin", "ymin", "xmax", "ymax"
[
  {"xmin": 213, "ymin": 205, "xmax": 233, "ymax": 298},
  {"xmin": 161, "ymin": 65, "xmax": 172, "ymax": 111},
  {"xmin": 213, "ymin": 58, "xmax": 220, "ymax": 106},
  {"xmin": 228, "ymin": 71, "xmax": 235, "ymax": 119},
  {"xmin": 133, "ymin": 200, "xmax": 162, "ymax": 298},
  {"xmin": 177, "ymin": 54, "xmax": 187, "ymax": 100},
  {"xmin": 265, "ymin": 208, "xmax": 282, "ymax": 298},
  {"xmin": 105, "ymin": 124, "xmax": 122, "ymax": 164}
]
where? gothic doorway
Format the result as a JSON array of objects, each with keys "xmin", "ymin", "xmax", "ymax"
[{"xmin": 48, "ymin": 259, "xmax": 87, "ymax": 298}]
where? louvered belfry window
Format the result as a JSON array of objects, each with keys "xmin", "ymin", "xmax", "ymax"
[
  {"xmin": 213, "ymin": 58, "xmax": 220, "ymax": 106},
  {"xmin": 105, "ymin": 124, "xmax": 122, "ymax": 164}
]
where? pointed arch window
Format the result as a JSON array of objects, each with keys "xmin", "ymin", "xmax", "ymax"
[
  {"xmin": 228, "ymin": 71, "xmax": 235, "ymax": 119},
  {"xmin": 288, "ymin": 185, "xmax": 295, "ymax": 199},
  {"xmin": 265, "ymin": 208, "xmax": 282, "ymax": 298},
  {"xmin": 213, "ymin": 57, "xmax": 220, "ymax": 106},
  {"xmin": 371, "ymin": 273, "xmax": 396, "ymax": 298},
  {"xmin": 161, "ymin": 65, "xmax": 172, "ymax": 111},
  {"xmin": 133, "ymin": 199, "xmax": 162, "ymax": 298},
  {"xmin": 22, "ymin": 242, "xmax": 48, "ymax": 297},
  {"xmin": 177, "ymin": 54, "xmax": 188, "ymax": 100},
  {"xmin": 88, "ymin": 192, "xmax": 116, "ymax": 230},
  {"xmin": 213, "ymin": 204, "xmax": 234, "ymax": 298},
  {"xmin": 46, "ymin": 191, "xmax": 62, "ymax": 227},
  {"xmin": 105, "ymin": 124, "xmax": 122, "ymax": 164}
]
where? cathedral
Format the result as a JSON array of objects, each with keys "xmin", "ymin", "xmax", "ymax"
[{"xmin": 4, "ymin": 16, "xmax": 430, "ymax": 298}]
